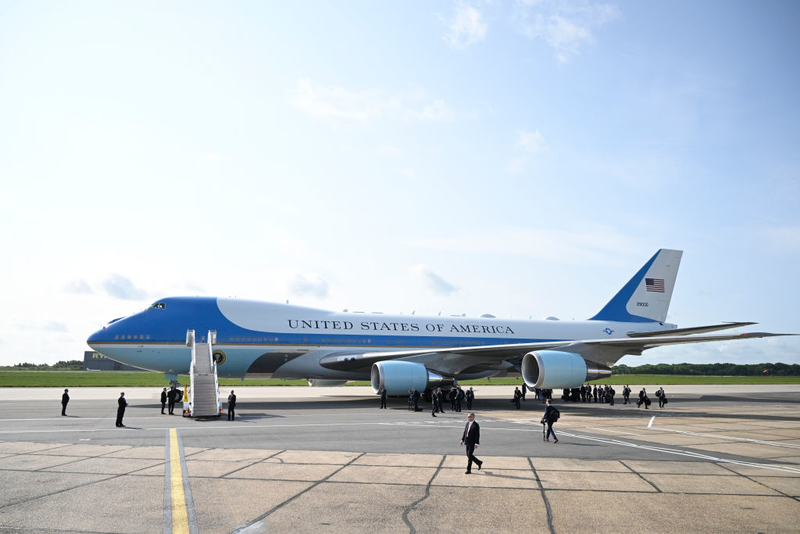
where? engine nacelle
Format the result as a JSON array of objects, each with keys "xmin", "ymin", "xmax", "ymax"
[
  {"xmin": 371, "ymin": 361, "xmax": 454, "ymax": 395},
  {"xmin": 307, "ymin": 379, "xmax": 348, "ymax": 387},
  {"xmin": 521, "ymin": 351, "xmax": 610, "ymax": 389}
]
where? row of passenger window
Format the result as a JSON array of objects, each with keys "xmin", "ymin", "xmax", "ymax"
[
  {"xmin": 431, "ymin": 339, "xmax": 487, "ymax": 346},
  {"xmin": 113, "ymin": 335, "xmax": 493, "ymax": 346},
  {"xmin": 228, "ymin": 337, "xmax": 280, "ymax": 342}
]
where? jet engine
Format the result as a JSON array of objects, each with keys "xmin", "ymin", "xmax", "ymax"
[
  {"xmin": 371, "ymin": 361, "xmax": 454, "ymax": 395},
  {"xmin": 521, "ymin": 350, "xmax": 611, "ymax": 389}
]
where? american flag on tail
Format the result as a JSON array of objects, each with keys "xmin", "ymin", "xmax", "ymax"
[{"xmin": 645, "ymin": 278, "xmax": 665, "ymax": 293}]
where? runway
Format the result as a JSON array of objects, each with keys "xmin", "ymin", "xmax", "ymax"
[{"xmin": 1, "ymin": 385, "xmax": 799, "ymax": 533}]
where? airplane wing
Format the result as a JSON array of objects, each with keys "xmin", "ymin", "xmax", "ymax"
[
  {"xmin": 318, "ymin": 330, "xmax": 788, "ymax": 375},
  {"xmin": 625, "ymin": 322, "xmax": 756, "ymax": 337}
]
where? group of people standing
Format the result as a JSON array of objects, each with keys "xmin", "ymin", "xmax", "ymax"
[
  {"xmin": 378, "ymin": 386, "xmax": 479, "ymax": 414},
  {"xmin": 159, "ymin": 386, "xmax": 184, "ymax": 415},
  {"xmin": 559, "ymin": 384, "xmax": 617, "ymax": 404},
  {"xmin": 429, "ymin": 386, "xmax": 475, "ymax": 416},
  {"xmin": 388, "ymin": 383, "xmax": 668, "ymax": 413}
]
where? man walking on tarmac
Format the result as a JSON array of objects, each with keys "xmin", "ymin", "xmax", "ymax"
[
  {"xmin": 460, "ymin": 413, "xmax": 483, "ymax": 474},
  {"xmin": 542, "ymin": 399, "xmax": 560, "ymax": 443}
]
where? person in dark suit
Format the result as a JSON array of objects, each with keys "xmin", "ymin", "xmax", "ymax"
[
  {"xmin": 638, "ymin": 388, "xmax": 650, "ymax": 409},
  {"xmin": 460, "ymin": 413, "xmax": 483, "ymax": 474},
  {"xmin": 61, "ymin": 389, "xmax": 69, "ymax": 416},
  {"xmin": 167, "ymin": 386, "xmax": 178, "ymax": 415},
  {"xmin": 657, "ymin": 387, "xmax": 667, "ymax": 408},
  {"xmin": 115, "ymin": 392, "xmax": 127, "ymax": 427},
  {"xmin": 542, "ymin": 399, "xmax": 559, "ymax": 443},
  {"xmin": 160, "ymin": 388, "xmax": 167, "ymax": 414},
  {"xmin": 437, "ymin": 388, "xmax": 446, "ymax": 413},
  {"xmin": 465, "ymin": 387, "xmax": 474, "ymax": 410},
  {"xmin": 410, "ymin": 388, "xmax": 420, "ymax": 412},
  {"xmin": 227, "ymin": 390, "xmax": 237, "ymax": 420},
  {"xmin": 431, "ymin": 388, "xmax": 439, "ymax": 417},
  {"xmin": 379, "ymin": 386, "xmax": 387, "ymax": 409},
  {"xmin": 513, "ymin": 387, "xmax": 522, "ymax": 409}
]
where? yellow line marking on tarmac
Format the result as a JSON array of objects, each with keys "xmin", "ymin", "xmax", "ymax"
[{"xmin": 169, "ymin": 428, "xmax": 190, "ymax": 534}]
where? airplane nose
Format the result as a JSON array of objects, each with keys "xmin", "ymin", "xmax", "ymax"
[
  {"xmin": 87, "ymin": 316, "xmax": 126, "ymax": 347},
  {"xmin": 87, "ymin": 328, "xmax": 105, "ymax": 347}
]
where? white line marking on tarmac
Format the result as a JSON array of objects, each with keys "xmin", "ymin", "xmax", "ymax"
[
  {"xmin": 647, "ymin": 426, "xmax": 800, "ymax": 450},
  {"xmin": 585, "ymin": 427, "xmax": 643, "ymax": 436},
  {"xmin": 557, "ymin": 430, "xmax": 800, "ymax": 474},
  {"xmin": 648, "ymin": 416, "xmax": 655, "ymax": 428}
]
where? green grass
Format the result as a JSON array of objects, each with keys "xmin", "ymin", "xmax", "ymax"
[
  {"xmin": 590, "ymin": 374, "xmax": 800, "ymax": 385},
  {"xmin": 0, "ymin": 371, "xmax": 307, "ymax": 387},
  {"xmin": 1, "ymin": 371, "xmax": 798, "ymax": 387}
]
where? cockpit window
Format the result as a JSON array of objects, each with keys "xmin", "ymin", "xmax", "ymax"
[{"xmin": 150, "ymin": 302, "xmax": 166, "ymax": 310}]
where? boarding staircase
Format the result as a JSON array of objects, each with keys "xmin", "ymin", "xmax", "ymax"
[{"xmin": 186, "ymin": 329, "xmax": 222, "ymax": 417}]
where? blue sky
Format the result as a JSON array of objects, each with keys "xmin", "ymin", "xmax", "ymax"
[{"xmin": 1, "ymin": 1, "xmax": 798, "ymax": 367}]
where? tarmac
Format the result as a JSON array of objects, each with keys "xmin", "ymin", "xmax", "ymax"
[{"xmin": 0, "ymin": 384, "xmax": 799, "ymax": 533}]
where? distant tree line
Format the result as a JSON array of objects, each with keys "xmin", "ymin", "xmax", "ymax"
[
  {"xmin": 613, "ymin": 363, "xmax": 800, "ymax": 376},
  {"xmin": 8, "ymin": 360, "xmax": 83, "ymax": 371}
]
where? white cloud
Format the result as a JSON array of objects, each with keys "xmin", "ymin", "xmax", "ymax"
[
  {"xmin": 64, "ymin": 279, "xmax": 93, "ymax": 295},
  {"xmin": 102, "ymin": 274, "xmax": 149, "ymax": 301},
  {"xmin": 289, "ymin": 78, "xmax": 380, "ymax": 125},
  {"xmin": 515, "ymin": 1, "xmax": 620, "ymax": 62},
  {"xmin": 516, "ymin": 129, "xmax": 547, "ymax": 153},
  {"xmin": 414, "ymin": 265, "xmax": 459, "ymax": 296},
  {"xmin": 412, "ymin": 99, "xmax": 456, "ymax": 122},
  {"xmin": 289, "ymin": 272, "xmax": 330, "ymax": 299},
  {"xmin": 289, "ymin": 79, "xmax": 457, "ymax": 126},
  {"xmin": 443, "ymin": 5, "xmax": 488, "ymax": 49}
]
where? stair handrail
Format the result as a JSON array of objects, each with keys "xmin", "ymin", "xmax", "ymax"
[
  {"xmin": 208, "ymin": 330, "xmax": 221, "ymax": 415},
  {"xmin": 187, "ymin": 329, "xmax": 196, "ymax": 416}
]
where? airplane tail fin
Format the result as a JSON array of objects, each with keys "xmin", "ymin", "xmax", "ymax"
[{"xmin": 589, "ymin": 249, "xmax": 683, "ymax": 323}]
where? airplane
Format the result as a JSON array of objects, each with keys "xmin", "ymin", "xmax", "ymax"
[{"xmin": 87, "ymin": 249, "xmax": 786, "ymax": 397}]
